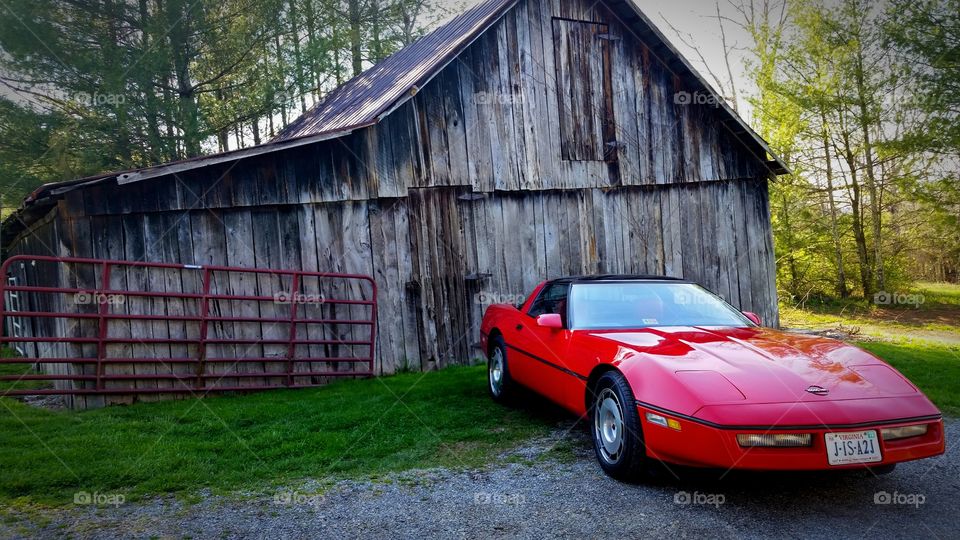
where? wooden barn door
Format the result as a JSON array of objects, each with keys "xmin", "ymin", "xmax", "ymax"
[
  {"xmin": 552, "ymin": 18, "xmax": 617, "ymax": 163},
  {"xmin": 407, "ymin": 188, "xmax": 472, "ymax": 369}
]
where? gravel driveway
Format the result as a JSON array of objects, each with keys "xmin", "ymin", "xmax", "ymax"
[{"xmin": 3, "ymin": 419, "xmax": 957, "ymax": 539}]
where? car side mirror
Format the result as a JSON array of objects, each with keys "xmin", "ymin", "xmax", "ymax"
[
  {"xmin": 742, "ymin": 311, "xmax": 762, "ymax": 326},
  {"xmin": 537, "ymin": 313, "xmax": 564, "ymax": 329}
]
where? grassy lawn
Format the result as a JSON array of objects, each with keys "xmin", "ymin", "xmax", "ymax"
[
  {"xmin": 781, "ymin": 282, "xmax": 960, "ymax": 345},
  {"xmin": 0, "ymin": 366, "xmax": 558, "ymax": 506},
  {"xmin": 0, "ymin": 349, "xmax": 47, "ymax": 392},
  {"xmin": 858, "ymin": 341, "xmax": 960, "ymax": 416}
]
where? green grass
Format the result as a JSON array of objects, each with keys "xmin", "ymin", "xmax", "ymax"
[
  {"xmin": 913, "ymin": 282, "xmax": 960, "ymax": 306},
  {"xmin": 0, "ymin": 349, "xmax": 49, "ymax": 392},
  {"xmin": 0, "ymin": 366, "xmax": 558, "ymax": 505},
  {"xmin": 781, "ymin": 282, "xmax": 960, "ymax": 345},
  {"xmin": 859, "ymin": 341, "xmax": 960, "ymax": 416}
]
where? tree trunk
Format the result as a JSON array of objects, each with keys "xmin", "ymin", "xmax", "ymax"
[
  {"xmin": 348, "ymin": 0, "xmax": 363, "ymax": 77},
  {"xmin": 780, "ymin": 188, "xmax": 800, "ymax": 298},
  {"xmin": 138, "ymin": 0, "xmax": 165, "ymax": 163},
  {"xmin": 103, "ymin": 0, "xmax": 133, "ymax": 165},
  {"xmin": 166, "ymin": 0, "xmax": 201, "ymax": 157},
  {"xmin": 854, "ymin": 46, "xmax": 884, "ymax": 293},
  {"xmin": 275, "ymin": 33, "xmax": 288, "ymax": 126},
  {"xmin": 841, "ymin": 128, "xmax": 873, "ymax": 298},
  {"xmin": 304, "ymin": 0, "xmax": 320, "ymax": 99},
  {"xmin": 370, "ymin": 0, "xmax": 383, "ymax": 63},
  {"xmin": 821, "ymin": 110, "xmax": 847, "ymax": 297},
  {"xmin": 288, "ymin": 0, "xmax": 308, "ymax": 113}
]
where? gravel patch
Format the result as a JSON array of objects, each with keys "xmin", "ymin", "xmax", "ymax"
[{"xmin": 2, "ymin": 420, "xmax": 957, "ymax": 539}]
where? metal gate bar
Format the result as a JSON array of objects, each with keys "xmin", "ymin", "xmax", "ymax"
[{"xmin": 0, "ymin": 255, "xmax": 377, "ymax": 396}]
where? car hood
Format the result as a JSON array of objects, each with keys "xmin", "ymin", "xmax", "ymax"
[{"xmin": 584, "ymin": 326, "xmax": 920, "ymax": 404}]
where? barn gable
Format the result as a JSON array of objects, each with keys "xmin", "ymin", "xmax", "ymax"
[
  {"xmin": 275, "ymin": 0, "xmax": 787, "ymax": 177},
  {"xmin": 2, "ymin": 0, "xmax": 784, "ymax": 406}
]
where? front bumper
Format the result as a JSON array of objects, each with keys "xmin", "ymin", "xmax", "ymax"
[{"xmin": 637, "ymin": 404, "xmax": 945, "ymax": 471}]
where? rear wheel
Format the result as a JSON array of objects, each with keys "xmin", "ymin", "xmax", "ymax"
[
  {"xmin": 590, "ymin": 371, "xmax": 648, "ymax": 482},
  {"xmin": 487, "ymin": 335, "xmax": 516, "ymax": 403}
]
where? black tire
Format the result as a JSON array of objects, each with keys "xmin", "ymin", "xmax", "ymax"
[
  {"xmin": 590, "ymin": 371, "xmax": 648, "ymax": 482},
  {"xmin": 487, "ymin": 335, "xmax": 516, "ymax": 403}
]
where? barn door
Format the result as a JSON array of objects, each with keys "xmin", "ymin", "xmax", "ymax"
[
  {"xmin": 552, "ymin": 18, "xmax": 617, "ymax": 163},
  {"xmin": 407, "ymin": 188, "xmax": 472, "ymax": 369}
]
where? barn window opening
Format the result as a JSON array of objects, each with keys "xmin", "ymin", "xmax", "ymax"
[{"xmin": 552, "ymin": 18, "xmax": 617, "ymax": 162}]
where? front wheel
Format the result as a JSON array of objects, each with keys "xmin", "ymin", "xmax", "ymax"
[
  {"xmin": 487, "ymin": 335, "xmax": 516, "ymax": 403},
  {"xmin": 590, "ymin": 371, "xmax": 648, "ymax": 482}
]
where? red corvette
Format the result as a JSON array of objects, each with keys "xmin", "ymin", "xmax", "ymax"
[{"xmin": 480, "ymin": 276, "xmax": 945, "ymax": 481}]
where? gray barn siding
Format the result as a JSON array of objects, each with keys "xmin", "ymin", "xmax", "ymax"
[
  {"xmin": 4, "ymin": 0, "xmax": 780, "ymax": 401},
  {"xmin": 12, "ymin": 180, "xmax": 778, "ymax": 380}
]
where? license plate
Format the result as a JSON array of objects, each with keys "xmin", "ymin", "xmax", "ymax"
[{"xmin": 825, "ymin": 430, "xmax": 882, "ymax": 465}]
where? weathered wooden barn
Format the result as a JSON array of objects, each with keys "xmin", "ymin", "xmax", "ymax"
[{"xmin": 2, "ymin": 0, "xmax": 787, "ymax": 403}]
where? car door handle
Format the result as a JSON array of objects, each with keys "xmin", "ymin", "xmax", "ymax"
[{"xmin": 515, "ymin": 324, "xmax": 523, "ymax": 331}]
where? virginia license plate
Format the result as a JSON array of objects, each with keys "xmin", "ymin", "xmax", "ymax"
[{"xmin": 825, "ymin": 430, "xmax": 882, "ymax": 465}]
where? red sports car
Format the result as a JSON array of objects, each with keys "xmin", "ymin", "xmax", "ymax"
[{"xmin": 479, "ymin": 276, "xmax": 945, "ymax": 481}]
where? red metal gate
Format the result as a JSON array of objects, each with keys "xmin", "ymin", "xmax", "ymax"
[{"xmin": 0, "ymin": 255, "xmax": 377, "ymax": 396}]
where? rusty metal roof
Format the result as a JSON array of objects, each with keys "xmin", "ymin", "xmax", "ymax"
[{"xmin": 272, "ymin": 0, "xmax": 520, "ymax": 141}]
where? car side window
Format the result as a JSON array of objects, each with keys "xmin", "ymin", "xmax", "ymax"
[{"xmin": 528, "ymin": 283, "xmax": 569, "ymax": 321}]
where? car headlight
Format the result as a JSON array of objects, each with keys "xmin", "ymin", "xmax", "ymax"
[
  {"xmin": 737, "ymin": 433, "xmax": 812, "ymax": 447},
  {"xmin": 881, "ymin": 424, "xmax": 928, "ymax": 441}
]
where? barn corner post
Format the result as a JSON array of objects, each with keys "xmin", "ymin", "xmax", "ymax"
[{"xmin": 0, "ymin": 0, "xmax": 787, "ymax": 408}]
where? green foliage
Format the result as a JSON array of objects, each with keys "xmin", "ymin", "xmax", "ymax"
[
  {"xmin": 747, "ymin": 0, "xmax": 960, "ymax": 302},
  {"xmin": 884, "ymin": 0, "xmax": 960, "ymax": 155},
  {"xmin": 0, "ymin": 366, "xmax": 558, "ymax": 505},
  {"xmin": 0, "ymin": 0, "xmax": 449, "ymax": 213}
]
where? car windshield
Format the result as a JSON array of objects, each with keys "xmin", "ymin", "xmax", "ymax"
[{"xmin": 568, "ymin": 282, "xmax": 751, "ymax": 330}]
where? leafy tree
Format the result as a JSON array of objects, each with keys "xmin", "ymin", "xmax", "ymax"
[
  {"xmin": 884, "ymin": 0, "xmax": 960, "ymax": 155},
  {"xmin": 0, "ymin": 0, "xmax": 446, "ymax": 217}
]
